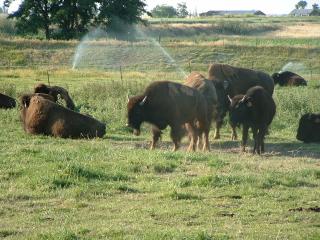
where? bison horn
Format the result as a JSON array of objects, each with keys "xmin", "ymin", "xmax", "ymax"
[
  {"xmin": 126, "ymin": 95, "xmax": 130, "ymax": 103},
  {"xmin": 240, "ymin": 96, "xmax": 247, "ymax": 103},
  {"xmin": 140, "ymin": 96, "xmax": 147, "ymax": 106},
  {"xmin": 227, "ymin": 95, "xmax": 232, "ymax": 103}
]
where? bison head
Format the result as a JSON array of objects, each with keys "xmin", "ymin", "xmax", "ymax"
[
  {"xmin": 34, "ymin": 84, "xmax": 50, "ymax": 94},
  {"xmin": 127, "ymin": 95, "xmax": 147, "ymax": 136},
  {"xmin": 229, "ymin": 95, "xmax": 253, "ymax": 126},
  {"xmin": 271, "ymin": 73, "xmax": 281, "ymax": 85}
]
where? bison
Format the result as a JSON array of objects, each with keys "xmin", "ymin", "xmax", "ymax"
[
  {"xmin": 296, "ymin": 113, "xmax": 320, "ymax": 143},
  {"xmin": 208, "ymin": 63, "xmax": 274, "ymax": 140},
  {"xmin": 20, "ymin": 93, "xmax": 105, "ymax": 138},
  {"xmin": 272, "ymin": 71, "xmax": 307, "ymax": 86},
  {"xmin": 184, "ymin": 72, "xmax": 219, "ymax": 144},
  {"xmin": 229, "ymin": 86, "xmax": 276, "ymax": 154},
  {"xmin": 0, "ymin": 93, "xmax": 16, "ymax": 109},
  {"xmin": 34, "ymin": 84, "xmax": 76, "ymax": 110},
  {"xmin": 127, "ymin": 81, "xmax": 210, "ymax": 151}
]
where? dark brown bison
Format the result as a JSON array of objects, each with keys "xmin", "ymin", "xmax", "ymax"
[
  {"xmin": 127, "ymin": 81, "xmax": 210, "ymax": 151},
  {"xmin": 34, "ymin": 84, "xmax": 76, "ymax": 110},
  {"xmin": 208, "ymin": 63, "xmax": 274, "ymax": 140},
  {"xmin": 272, "ymin": 71, "xmax": 307, "ymax": 86},
  {"xmin": 0, "ymin": 93, "xmax": 16, "ymax": 109},
  {"xmin": 20, "ymin": 93, "xmax": 105, "ymax": 138},
  {"xmin": 296, "ymin": 113, "xmax": 320, "ymax": 143},
  {"xmin": 229, "ymin": 86, "xmax": 276, "ymax": 154}
]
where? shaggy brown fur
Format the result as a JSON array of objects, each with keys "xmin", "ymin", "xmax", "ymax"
[
  {"xmin": 34, "ymin": 84, "xmax": 76, "ymax": 110},
  {"xmin": 127, "ymin": 81, "xmax": 210, "ymax": 151},
  {"xmin": 208, "ymin": 63, "xmax": 274, "ymax": 139},
  {"xmin": 0, "ymin": 93, "xmax": 16, "ymax": 109},
  {"xmin": 184, "ymin": 72, "xmax": 221, "ymax": 145},
  {"xmin": 20, "ymin": 94, "xmax": 105, "ymax": 138}
]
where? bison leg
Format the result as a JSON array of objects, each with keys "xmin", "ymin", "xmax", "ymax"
[
  {"xmin": 198, "ymin": 122, "xmax": 210, "ymax": 152},
  {"xmin": 185, "ymin": 123, "xmax": 197, "ymax": 152},
  {"xmin": 150, "ymin": 126, "xmax": 162, "ymax": 150},
  {"xmin": 242, "ymin": 124, "xmax": 249, "ymax": 152},
  {"xmin": 170, "ymin": 125, "xmax": 183, "ymax": 151},
  {"xmin": 214, "ymin": 120, "xmax": 223, "ymax": 139},
  {"xmin": 258, "ymin": 126, "xmax": 267, "ymax": 154},
  {"xmin": 252, "ymin": 127, "xmax": 258, "ymax": 154},
  {"xmin": 231, "ymin": 123, "xmax": 238, "ymax": 140}
]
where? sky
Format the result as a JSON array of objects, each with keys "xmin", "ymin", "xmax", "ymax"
[{"xmin": 1, "ymin": 0, "xmax": 319, "ymax": 15}]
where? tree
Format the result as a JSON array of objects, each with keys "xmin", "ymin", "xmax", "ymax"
[
  {"xmin": 52, "ymin": 0, "xmax": 98, "ymax": 39},
  {"xmin": 151, "ymin": 5, "xmax": 177, "ymax": 18},
  {"xmin": 8, "ymin": 0, "xmax": 55, "ymax": 39},
  {"xmin": 0, "ymin": 7, "xmax": 3, "ymax": 14},
  {"xmin": 6, "ymin": 0, "xmax": 149, "ymax": 39},
  {"xmin": 310, "ymin": 3, "xmax": 320, "ymax": 16},
  {"xmin": 177, "ymin": 2, "xmax": 188, "ymax": 18},
  {"xmin": 295, "ymin": 1, "xmax": 308, "ymax": 9},
  {"xmin": 96, "ymin": 0, "xmax": 149, "ymax": 32}
]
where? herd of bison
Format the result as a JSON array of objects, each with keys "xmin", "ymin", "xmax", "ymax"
[{"xmin": 0, "ymin": 63, "xmax": 319, "ymax": 154}]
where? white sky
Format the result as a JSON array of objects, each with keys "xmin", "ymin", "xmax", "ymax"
[{"xmin": 1, "ymin": 0, "xmax": 319, "ymax": 15}]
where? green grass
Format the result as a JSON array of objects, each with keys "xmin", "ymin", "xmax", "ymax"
[{"xmin": 1, "ymin": 16, "xmax": 320, "ymax": 239}]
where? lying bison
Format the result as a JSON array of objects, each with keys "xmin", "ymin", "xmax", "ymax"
[
  {"xmin": 296, "ymin": 113, "xmax": 320, "ymax": 143},
  {"xmin": 229, "ymin": 86, "xmax": 276, "ymax": 154},
  {"xmin": 272, "ymin": 71, "xmax": 307, "ymax": 86},
  {"xmin": 127, "ymin": 81, "xmax": 210, "ymax": 151},
  {"xmin": 0, "ymin": 93, "xmax": 16, "ymax": 109},
  {"xmin": 21, "ymin": 93, "xmax": 105, "ymax": 138},
  {"xmin": 208, "ymin": 63, "xmax": 274, "ymax": 139},
  {"xmin": 34, "ymin": 84, "xmax": 76, "ymax": 110}
]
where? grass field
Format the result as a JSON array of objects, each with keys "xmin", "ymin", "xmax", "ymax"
[{"xmin": 0, "ymin": 16, "xmax": 320, "ymax": 239}]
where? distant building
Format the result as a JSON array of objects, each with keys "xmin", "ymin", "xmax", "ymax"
[
  {"xmin": 289, "ymin": 9, "xmax": 313, "ymax": 16},
  {"xmin": 199, "ymin": 10, "xmax": 265, "ymax": 17}
]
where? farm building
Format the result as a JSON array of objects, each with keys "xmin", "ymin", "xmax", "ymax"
[
  {"xmin": 200, "ymin": 10, "xmax": 266, "ymax": 16},
  {"xmin": 289, "ymin": 9, "xmax": 313, "ymax": 16}
]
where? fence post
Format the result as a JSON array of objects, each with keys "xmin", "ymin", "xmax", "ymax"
[
  {"xmin": 47, "ymin": 70, "xmax": 51, "ymax": 86},
  {"xmin": 120, "ymin": 65, "xmax": 123, "ymax": 82}
]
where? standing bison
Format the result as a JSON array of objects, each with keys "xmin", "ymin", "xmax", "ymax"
[
  {"xmin": 0, "ymin": 93, "xmax": 16, "ymax": 109},
  {"xmin": 127, "ymin": 81, "xmax": 210, "ymax": 151},
  {"xmin": 20, "ymin": 93, "xmax": 105, "ymax": 138},
  {"xmin": 208, "ymin": 63, "xmax": 274, "ymax": 139},
  {"xmin": 272, "ymin": 71, "xmax": 307, "ymax": 86},
  {"xmin": 184, "ymin": 72, "xmax": 219, "ymax": 143},
  {"xmin": 296, "ymin": 113, "xmax": 320, "ymax": 143},
  {"xmin": 229, "ymin": 86, "xmax": 276, "ymax": 154},
  {"xmin": 34, "ymin": 84, "xmax": 76, "ymax": 110}
]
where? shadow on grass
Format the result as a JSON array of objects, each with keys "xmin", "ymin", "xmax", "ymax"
[
  {"xmin": 106, "ymin": 133, "xmax": 320, "ymax": 158},
  {"xmin": 210, "ymin": 139, "xmax": 320, "ymax": 159}
]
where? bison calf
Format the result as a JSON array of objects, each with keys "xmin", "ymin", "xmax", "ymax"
[
  {"xmin": 34, "ymin": 83, "xmax": 76, "ymax": 110},
  {"xmin": 0, "ymin": 93, "xmax": 16, "ymax": 109},
  {"xmin": 21, "ymin": 94, "xmax": 105, "ymax": 138},
  {"xmin": 127, "ymin": 81, "xmax": 210, "ymax": 151},
  {"xmin": 296, "ymin": 113, "xmax": 320, "ymax": 143},
  {"xmin": 229, "ymin": 86, "xmax": 276, "ymax": 154},
  {"xmin": 272, "ymin": 71, "xmax": 307, "ymax": 87}
]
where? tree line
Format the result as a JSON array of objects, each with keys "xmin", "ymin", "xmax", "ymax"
[{"xmin": 4, "ymin": 0, "xmax": 150, "ymax": 40}]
